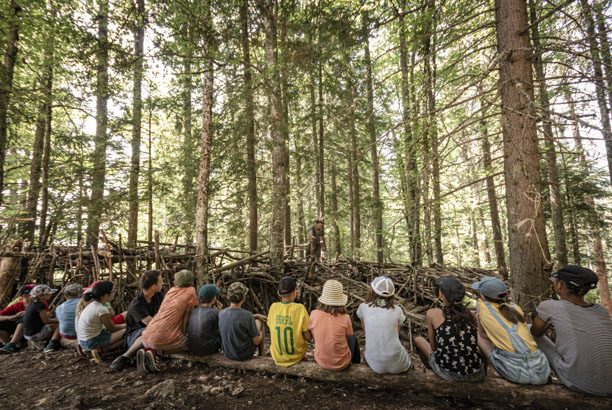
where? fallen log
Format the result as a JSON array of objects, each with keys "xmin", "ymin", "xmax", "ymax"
[{"xmin": 169, "ymin": 353, "xmax": 612, "ymax": 409}]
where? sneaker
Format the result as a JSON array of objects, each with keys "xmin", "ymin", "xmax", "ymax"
[
  {"xmin": 145, "ymin": 349, "xmax": 161, "ymax": 373},
  {"xmin": 110, "ymin": 355, "xmax": 134, "ymax": 371},
  {"xmin": 91, "ymin": 348, "xmax": 105, "ymax": 364},
  {"xmin": 136, "ymin": 349, "xmax": 148, "ymax": 373},
  {"xmin": 0, "ymin": 342, "xmax": 16, "ymax": 354},
  {"xmin": 43, "ymin": 339, "xmax": 61, "ymax": 353}
]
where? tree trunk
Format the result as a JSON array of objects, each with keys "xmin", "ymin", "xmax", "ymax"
[
  {"xmin": 195, "ymin": 3, "xmax": 214, "ymax": 283},
  {"xmin": 310, "ymin": 69, "xmax": 320, "ymax": 219},
  {"xmin": 295, "ymin": 143, "xmax": 306, "ymax": 258},
  {"xmin": 594, "ymin": 0, "xmax": 612, "ymax": 137},
  {"xmin": 496, "ymin": 0, "xmax": 550, "ymax": 311},
  {"xmin": 529, "ymin": 0, "xmax": 568, "ymax": 268},
  {"xmin": 262, "ymin": 0, "xmax": 286, "ymax": 276},
  {"xmin": 579, "ymin": 0, "xmax": 612, "ymax": 186},
  {"xmin": 86, "ymin": 0, "xmax": 109, "ymax": 248},
  {"xmin": 364, "ymin": 14, "xmax": 383, "ymax": 264},
  {"xmin": 330, "ymin": 162, "xmax": 341, "ymax": 258},
  {"xmin": 0, "ymin": 0, "xmax": 21, "ymax": 206},
  {"xmin": 147, "ymin": 106, "xmax": 153, "ymax": 248},
  {"xmin": 127, "ymin": 0, "xmax": 145, "ymax": 249},
  {"xmin": 563, "ymin": 89, "xmax": 582, "ymax": 264},
  {"xmin": 399, "ymin": 0, "xmax": 421, "ymax": 266},
  {"xmin": 38, "ymin": 54, "xmax": 54, "ymax": 246},
  {"xmin": 346, "ymin": 64, "xmax": 360, "ymax": 258},
  {"xmin": 181, "ymin": 53, "xmax": 195, "ymax": 246},
  {"xmin": 317, "ymin": 38, "xmax": 325, "ymax": 219},
  {"xmin": 241, "ymin": 0, "xmax": 257, "ymax": 253},
  {"xmin": 280, "ymin": 10, "xmax": 291, "ymax": 248}
]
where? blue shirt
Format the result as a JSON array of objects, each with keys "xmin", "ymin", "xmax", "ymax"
[{"xmin": 56, "ymin": 298, "xmax": 80, "ymax": 337}]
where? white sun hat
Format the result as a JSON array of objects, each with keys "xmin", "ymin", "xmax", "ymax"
[
  {"xmin": 318, "ymin": 279, "xmax": 348, "ymax": 306},
  {"xmin": 371, "ymin": 276, "xmax": 395, "ymax": 297}
]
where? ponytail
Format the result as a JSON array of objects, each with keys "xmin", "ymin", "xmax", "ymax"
[
  {"xmin": 443, "ymin": 301, "xmax": 477, "ymax": 330},
  {"xmin": 483, "ymin": 295, "xmax": 525, "ymax": 324},
  {"xmin": 76, "ymin": 296, "xmax": 89, "ymax": 318}
]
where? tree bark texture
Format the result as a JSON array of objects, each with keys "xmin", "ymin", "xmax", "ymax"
[
  {"xmin": 495, "ymin": 0, "xmax": 549, "ymax": 310},
  {"xmin": 127, "ymin": 0, "xmax": 145, "ymax": 249},
  {"xmin": 86, "ymin": 0, "xmax": 109, "ymax": 248},
  {"xmin": 0, "ymin": 0, "xmax": 21, "ymax": 206},
  {"xmin": 280, "ymin": 10, "xmax": 291, "ymax": 249},
  {"xmin": 195, "ymin": 4, "xmax": 214, "ymax": 284},
  {"xmin": 594, "ymin": 0, "xmax": 612, "ymax": 145},
  {"xmin": 181, "ymin": 53, "xmax": 195, "ymax": 246},
  {"xmin": 262, "ymin": 0, "xmax": 286, "ymax": 276},
  {"xmin": 399, "ymin": 0, "xmax": 421, "ymax": 266},
  {"xmin": 241, "ymin": 0, "xmax": 258, "ymax": 253},
  {"xmin": 38, "ymin": 52, "xmax": 54, "ymax": 246},
  {"xmin": 579, "ymin": 0, "xmax": 612, "ymax": 186},
  {"xmin": 529, "ymin": 0, "xmax": 568, "ymax": 268},
  {"xmin": 364, "ymin": 16, "xmax": 383, "ymax": 264},
  {"xmin": 330, "ymin": 162, "xmax": 341, "ymax": 258},
  {"xmin": 346, "ymin": 66, "xmax": 361, "ymax": 258}
]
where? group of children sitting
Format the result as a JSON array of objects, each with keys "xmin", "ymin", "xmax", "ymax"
[{"xmin": 0, "ymin": 265, "xmax": 610, "ymax": 397}]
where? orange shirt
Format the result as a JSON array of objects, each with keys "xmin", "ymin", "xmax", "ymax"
[
  {"xmin": 308, "ymin": 309, "xmax": 353, "ymax": 371},
  {"xmin": 142, "ymin": 287, "xmax": 198, "ymax": 347}
]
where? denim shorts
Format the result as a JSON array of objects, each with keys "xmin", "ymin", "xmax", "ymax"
[
  {"xmin": 429, "ymin": 350, "xmax": 485, "ymax": 382},
  {"xmin": 79, "ymin": 329, "xmax": 112, "ymax": 351},
  {"xmin": 488, "ymin": 347, "xmax": 550, "ymax": 385}
]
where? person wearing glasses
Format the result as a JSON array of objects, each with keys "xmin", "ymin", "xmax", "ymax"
[{"xmin": 531, "ymin": 265, "xmax": 612, "ymax": 396}]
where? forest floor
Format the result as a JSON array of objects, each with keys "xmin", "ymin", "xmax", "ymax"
[{"xmin": 0, "ymin": 346, "xmax": 524, "ymax": 410}]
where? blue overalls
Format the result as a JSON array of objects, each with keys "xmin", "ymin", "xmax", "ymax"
[{"xmin": 484, "ymin": 301, "xmax": 551, "ymax": 385}]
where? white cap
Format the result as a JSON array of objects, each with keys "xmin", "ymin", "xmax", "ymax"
[{"xmin": 371, "ymin": 276, "xmax": 395, "ymax": 297}]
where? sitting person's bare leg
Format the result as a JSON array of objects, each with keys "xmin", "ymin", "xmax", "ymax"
[
  {"xmin": 255, "ymin": 319, "xmax": 266, "ymax": 356},
  {"xmin": 413, "ymin": 336, "xmax": 432, "ymax": 369}
]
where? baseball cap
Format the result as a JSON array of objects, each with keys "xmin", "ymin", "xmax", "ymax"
[
  {"xmin": 437, "ymin": 277, "xmax": 465, "ymax": 303},
  {"xmin": 198, "ymin": 284, "xmax": 220, "ymax": 302},
  {"xmin": 472, "ymin": 276, "xmax": 508, "ymax": 300},
  {"xmin": 227, "ymin": 282, "xmax": 249, "ymax": 298},
  {"xmin": 551, "ymin": 265, "xmax": 598, "ymax": 291},
  {"xmin": 31, "ymin": 284, "xmax": 58, "ymax": 298},
  {"xmin": 278, "ymin": 277, "xmax": 297, "ymax": 295},
  {"xmin": 85, "ymin": 280, "xmax": 103, "ymax": 290},
  {"xmin": 64, "ymin": 283, "xmax": 83, "ymax": 296},
  {"xmin": 18, "ymin": 284, "xmax": 34, "ymax": 295},
  {"xmin": 371, "ymin": 276, "xmax": 395, "ymax": 297},
  {"xmin": 174, "ymin": 270, "xmax": 194, "ymax": 287}
]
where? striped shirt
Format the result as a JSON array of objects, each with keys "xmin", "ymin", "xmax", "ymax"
[{"xmin": 537, "ymin": 300, "xmax": 612, "ymax": 395}]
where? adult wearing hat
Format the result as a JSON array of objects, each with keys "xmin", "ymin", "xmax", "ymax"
[
  {"xmin": 308, "ymin": 279, "xmax": 360, "ymax": 370},
  {"xmin": 413, "ymin": 277, "xmax": 484, "ymax": 382},
  {"xmin": 472, "ymin": 277, "xmax": 550, "ymax": 385},
  {"xmin": 187, "ymin": 284, "xmax": 223, "ymax": 356},
  {"xmin": 357, "ymin": 276, "xmax": 411, "ymax": 374},
  {"xmin": 531, "ymin": 266, "xmax": 612, "ymax": 396}
]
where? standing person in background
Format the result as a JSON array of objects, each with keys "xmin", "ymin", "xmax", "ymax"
[
  {"xmin": 413, "ymin": 277, "xmax": 484, "ymax": 382},
  {"xmin": 306, "ymin": 220, "xmax": 326, "ymax": 263},
  {"xmin": 267, "ymin": 277, "xmax": 311, "ymax": 367},
  {"xmin": 531, "ymin": 266, "xmax": 612, "ymax": 396},
  {"xmin": 110, "ymin": 270, "xmax": 164, "ymax": 371}
]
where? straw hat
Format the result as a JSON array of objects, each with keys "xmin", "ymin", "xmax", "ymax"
[{"xmin": 318, "ymin": 279, "xmax": 348, "ymax": 306}]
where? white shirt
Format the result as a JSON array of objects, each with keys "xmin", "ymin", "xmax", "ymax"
[
  {"xmin": 357, "ymin": 302, "xmax": 411, "ymax": 374},
  {"xmin": 76, "ymin": 301, "xmax": 109, "ymax": 341}
]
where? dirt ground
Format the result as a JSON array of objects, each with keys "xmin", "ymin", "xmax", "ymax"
[{"xmin": 0, "ymin": 346, "xmax": 517, "ymax": 410}]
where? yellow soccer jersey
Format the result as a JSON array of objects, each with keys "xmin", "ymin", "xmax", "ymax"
[{"xmin": 267, "ymin": 302, "xmax": 310, "ymax": 367}]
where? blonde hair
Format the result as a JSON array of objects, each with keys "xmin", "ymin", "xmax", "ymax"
[{"xmin": 75, "ymin": 297, "xmax": 90, "ymax": 318}]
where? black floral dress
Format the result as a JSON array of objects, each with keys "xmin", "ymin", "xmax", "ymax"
[{"xmin": 432, "ymin": 315, "xmax": 484, "ymax": 375}]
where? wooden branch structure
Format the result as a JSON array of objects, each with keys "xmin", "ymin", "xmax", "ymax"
[{"xmin": 169, "ymin": 353, "xmax": 612, "ymax": 408}]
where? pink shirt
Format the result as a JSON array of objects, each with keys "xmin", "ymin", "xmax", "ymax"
[
  {"xmin": 308, "ymin": 309, "xmax": 353, "ymax": 371},
  {"xmin": 142, "ymin": 287, "xmax": 198, "ymax": 348}
]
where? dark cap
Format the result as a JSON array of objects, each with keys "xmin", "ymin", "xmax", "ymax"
[
  {"xmin": 437, "ymin": 277, "xmax": 466, "ymax": 303},
  {"xmin": 18, "ymin": 284, "xmax": 34, "ymax": 296},
  {"xmin": 278, "ymin": 277, "xmax": 297, "ymax": 295},
  {"xmin": 551, "ymin": 265, "xmax": 598, "ymax": 291},
  {"xmin": 198, "ymin": 284, "xmax": 220, "ymax": 302}
]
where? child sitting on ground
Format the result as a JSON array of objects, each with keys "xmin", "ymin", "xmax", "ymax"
[
  {"xmin": 110, "ymin": 270, "xmax": 164, "ymax": 371},
  {"xmin": 308, "ymin": 279, "xmax": 360, "ymax": 371},
  {"xmin": 531, "ymin": 266, "xmax": 612, "ymax": 396},
  {"xmin": 267, "ymin": 277, "xmax": 311, "ymax": 367},
  {"xmin": 472, "ymin": 276, "xmax": 550, "ymax": 384},
  {"xmin": 76, "ymin": 281, "xmax": 126, "ymax": 363},
  {"xmin": 55, "ymin": 283, "xmax": 83, "ymax": 342},
  {"xmin": 187, "ymin": 284, "xmax": 223, "ymax": 356},
  {"xmin": 139, "ymin": 270, "xmax": 198, "ymax": 372},
  {"xmin": 414, "ymin": 277, "xmax": 484, "ymax": 382},
  {"xmin": 23, "ymin": 285, "xmax": 62, "ymax": 353},
  {"xmin": 357, "ymin": 276, "xmax": 411, "ymax": 374},
  {"xmin": 218, "ymin": 282, "xmax": 267, "ymax": 361},
  {"xmin": 0, "ymin": 285, "xmax": 33, "ymax": 354}
]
